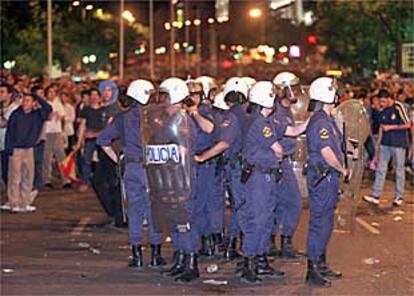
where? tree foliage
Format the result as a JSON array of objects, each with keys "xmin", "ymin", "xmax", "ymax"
[
  {"xmin": 2, "ymin": 0, "xmax": 147, "ymax": 75},
  {"xmin": 315, "ymin": 0, "xmax": 414, "ymax": 70}
]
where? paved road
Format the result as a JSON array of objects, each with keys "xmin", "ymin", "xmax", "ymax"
[{"xmin": 1, "ymin": 180, "xmax": 413, "ymax": 295}]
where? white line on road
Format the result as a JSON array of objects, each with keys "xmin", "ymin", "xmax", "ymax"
[
  {"xmin": 71, "ymin": 217, "xmax": 92, "ymax": 236},
  {"xmin": 356, "ymin": 217, "xmax": 381, "ymax": 235}
]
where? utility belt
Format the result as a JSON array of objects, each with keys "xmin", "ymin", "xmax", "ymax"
[
  {"xmin": 305, "ymin": 162, "xmax": 332, "ymax": 187},
  {"xmin": 240, "ymin": 159, "xmax": 283, "ymax": 184}
]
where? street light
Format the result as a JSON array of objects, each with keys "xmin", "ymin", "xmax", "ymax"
[
  {"xmin": 122, "ymin": 10, "xmax": 135, "ymax": 23},
  {"xmin": 193, "ymin": 18, "xmax": 201, "ymax": 26},
  {"xmin": 85, "ymin": 4, "xmax": 93, "ymax": 11},
  {"xmin": 72, "ymin": 1, "xmax": 80, "ymax": 7},
  {"xmin": 249, "ymin": 8, "xmax": 262, "ymax": 18}
]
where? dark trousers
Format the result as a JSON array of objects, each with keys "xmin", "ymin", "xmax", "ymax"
[
  {"xmin": 91, "ymin": 148, "xmax": 123, "ymax": 225},
  {"xmin": 33, "ymin": 140, "xmax": 45, "ymax": 190},
  {"xmin": 1, "ymin": 150, "xmax": 9, "ymax": 185}
]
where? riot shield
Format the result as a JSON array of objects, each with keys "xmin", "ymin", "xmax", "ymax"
[
  {"xmin": 334, "ymin": 99, "xmax": 370, "ymax": 232},
  {"xmin": 291, "ymin": 89, "xmax": 310, "ymax": 197},
  {"xmin": 141, "ymin": 104, "xmax": 193, "ymax": 234}
]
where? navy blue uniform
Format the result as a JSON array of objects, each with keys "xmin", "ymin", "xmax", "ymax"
[
  {"xmin": 97, "ymin": 106, "xmax": 162, "ymax": 246},
  {"xmin": 241, "ymin": 113, "xmax": 286, "ymax": 256},
  {"xmin": 272, "ymin": 101, "xmax": 303, "ymax": 238},
  {"xmin": 306, "ymin": 110, "xmax": 343, "ymax": 263},
  {"xmin": 193, "ymin": 103, "xmax": 217, "ymax": 238},
  {"xmin": 220, "ymin": 104, "xmax": 252, "ymax": 238}
]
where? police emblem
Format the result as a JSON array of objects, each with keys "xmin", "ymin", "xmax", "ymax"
[
  {"xmin": 319, "ymin": 128, "xmax": 329, "ymax": 139},
  {"xmin": 263, "ymin": 126, "xmax": 273, "ymax": 138}
]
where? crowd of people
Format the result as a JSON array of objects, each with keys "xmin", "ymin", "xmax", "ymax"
[{"xmin": 0, "ymin": 68, "xmax": 412, "ymax": 286}]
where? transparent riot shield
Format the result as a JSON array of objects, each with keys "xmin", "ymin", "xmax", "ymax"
[
  {"xmin": 141, "ymin": 104, "xmax": 193, "ymax": 234},
  {"xmin": 334, "ymin": 99, "xmax": 370, "ymax": 232},
  {"xmin": 291, "ymin": 89, "xmax": 310, "ymax": 197}
]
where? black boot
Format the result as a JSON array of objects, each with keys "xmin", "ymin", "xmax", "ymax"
[
  {"xmin": 318, "ymin": 253, "xmax": 342, "ymax": 279},
  {"xmin": 175, "ymin": 253, "xmax": 200, "ymax": 283},
  {"xmin": 149, "ymin": 244, "xmax": 167, "ymax": 268},
  {"xmin": 255, "ymin": 255, "xmax": 285, "ymax": 278},
  {"xmin": 128, "ymin": 245, "xmax": 143, "ymax": 268},
  {"xmin": 305, "ymin": 260, "xmax": 331, "ymax": 287},
  {"xmin": 199, "ymin": 235, "xmax": 214, "ymax": 257},
  {"xmin": 279, "ymin": 235, "xmax": 305, "ymax": 259},
  {"xmin": 268, "ymin": 235, "xmax": 279, "ymax": 256},
  {"xmin": 161, "ymin": 250, "xmax": 186, "ymax": 277},
  {"xmin": 240, "ymin": 257, "xmax": 261, "ymax": 284},
  {"xmin": 212, "ymin": 233, "xmax": 224, "ymax": 254},
  {"xmin": 224, "ymin": 237, "xmax": 242, "ymax": 261}
]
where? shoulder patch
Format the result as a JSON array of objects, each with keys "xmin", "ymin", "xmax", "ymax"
[
  {"xmin": 263, "ymin": 126, "xmax": 273, "ymax": 138},
  {"xmin": 319, "ymin": 128, "xmax": 329, "ymax": 139}
]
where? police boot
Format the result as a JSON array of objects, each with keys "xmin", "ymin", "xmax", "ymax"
[
  {"xmin": 255, "ymin": 255, "xmax": 285, "ymax": 278},
  {"xmin": 268, "ymin": 235, "xmax": 279, "ymax": 257},
  {"xmin": 224, "ymin": 237, "xmax": 242, "ymax": 261},
  {"xmin": 199, "ymin": 235, "xmax": 214, "ymax": 257},
  {"xmin": 240, "ymin": 257, "xmax": 261, "ymax": 284},
  {"xmin": 318, "ymin": 253, "xmax": 342, "ymax": 279},
  {"xmin": 149, "ymin": 244, "xmax": 167, "ymax": 268},
  {"xmin": 279, "ymin": 235, "xmax": 305, "ymax": 259},
  {"xmin": 128, "ymin": 245, "xmax": 143, "ymax": 268},
  {"xmin": 305, "ymin": 260, "xmax": 331, "ymax": 287},
  {"xmin": 161, "ymin": 250, "xmax": 186, "ymax": 278},
  {"xmin": 175, "ymin": 253, "xmax": 200, "ymax": 283},
  {"xmin": 212, "ymin": 233, "xmax": 224, "ymax": 254}
]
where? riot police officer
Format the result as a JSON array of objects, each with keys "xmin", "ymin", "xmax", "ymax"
[
  {"xmin": 305, "ymin": 77, "xmax": 351, "ymax": 287},
  {"xmin": 195, "ymin": 77, "xmax": 250, "ymax": 261},
  {"xmin": 154, "ymin": 78, "xmax": 200, "ymax": 283},
  {"xmin": 185, "ymin": 79, "xmax": 217, "ymax": 257},
  {"xmin": 240, "ymin": 81, "xmax": 308, "ymax": 283},
  {"xmin": 271, "ymin": 72, "xmax": 306, "ymax": 259},
  {"xmin": 96, "ymin": 80, "xmax": 166, "ymax": 269}
]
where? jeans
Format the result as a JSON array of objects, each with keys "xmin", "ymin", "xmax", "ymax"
[
  {"xmin": 372, "ymin": 145, "xmax": 406, "ymax": 199},
  {"xmin": 82, "ymin": 138, "xmax": 97, "ymax": 184}
]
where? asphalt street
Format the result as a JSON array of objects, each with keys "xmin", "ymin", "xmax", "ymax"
[{"xmin": 1, "ymin": 179, "xmax": 413, "ymax": 295}]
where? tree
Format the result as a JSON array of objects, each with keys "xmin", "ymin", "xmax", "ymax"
[
  {"xmin": 2, "ymin": 0, "xmax": 148, "ymax": 76},
  {"xmin": 315, "ymin": 0, "xmax": 414, "ymax": 71}
]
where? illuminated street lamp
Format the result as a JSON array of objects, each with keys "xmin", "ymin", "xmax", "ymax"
[
  {"xmin": 122, "ymin": 10, "xmax": 135, "ymax": 23},
  {"xmin": 185, "ymin": 20, "xmax": 192, "ymax": 26},
  {"xmin": 208, "ymin": 18, "xmax": 215, "ymax": 24},
  {"xmin": 249, "ymin": 8, "xmax": 262, "ymax": 18},
  {"xmin": 164, "ymin": 22, "xmax": 171, "ymax": 30},
  {"xmin": 193, "ymin": 19, "xmax": 201, "ymax": 26},
  {"xmin": 85, "ymin": 4, "xmax": 93, "ymax": 11},
  {"xmin": 72, "ymin": 1, "xmax": 80, "ymax": 7}
]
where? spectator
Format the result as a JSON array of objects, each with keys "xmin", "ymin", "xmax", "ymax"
[
  {"xmin": 363, "ymin": 89, "xmax": 411, "ymax": 207},
  {"xmin": 73, "ymin": 88, "xmax": 106, "ymax": 191},
  {"xmin": 0, "ymin": 83, "xmax": 20, "ymax": 186},
  {"xmin": 42, "ymin": 86, "xmax": 71, "ymax": 189},
  {"xmin": 61, "ymin": 91, "xmax": 76, "ymax": 154},
  {"xmin": 31, "ymin": 85, "xmax": 47, "ymax": 199},
  {"xmin": 0, "ymin": 93, "xmax": 52, "ymax": 212}
]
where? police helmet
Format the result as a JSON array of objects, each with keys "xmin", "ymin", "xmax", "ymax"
[
  {"xmin": 159, "ymin": 77, "xmax": 190, "ymax": 105},
  {"xmin": 126, "ymin": 79, "xmax": 155, "ymax": 105},
  {"xmin": 249, "ymin": 81, "xmax": 276, "ymax": 109}
]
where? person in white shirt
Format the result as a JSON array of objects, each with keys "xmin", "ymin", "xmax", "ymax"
[
  {"xmin": 0, "ymin": 83, "xmax": 20, "ymax": 187},
  {"xmin": 42, "ymin": 86, "xmax": 71, "ymax": 189},
  {"xmin": 61, "ymin": 91, "xmax": 76, "ymax": 154}
]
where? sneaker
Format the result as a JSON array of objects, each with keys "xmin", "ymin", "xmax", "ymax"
[
  {"xmin": 24, "ymin": 205, "xmax": 37, "ymax": 212},
  {"xmin": 0, "ymin": 203, "xmax": 12, "ymax": 211},
  {"xmin": 31, "ymin": 190, "xmax": 39, "ymax": 203},
  {"xmin": 363, "ymin": 195, "xmax": 380, "ymax": 205},
  {"xmin": 392, "ymin": 198, "xmax": 403, "ymax": 207},
  {"xmin": 11, "ymin": 206, "xmax": 27, "ymax": 213}
]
